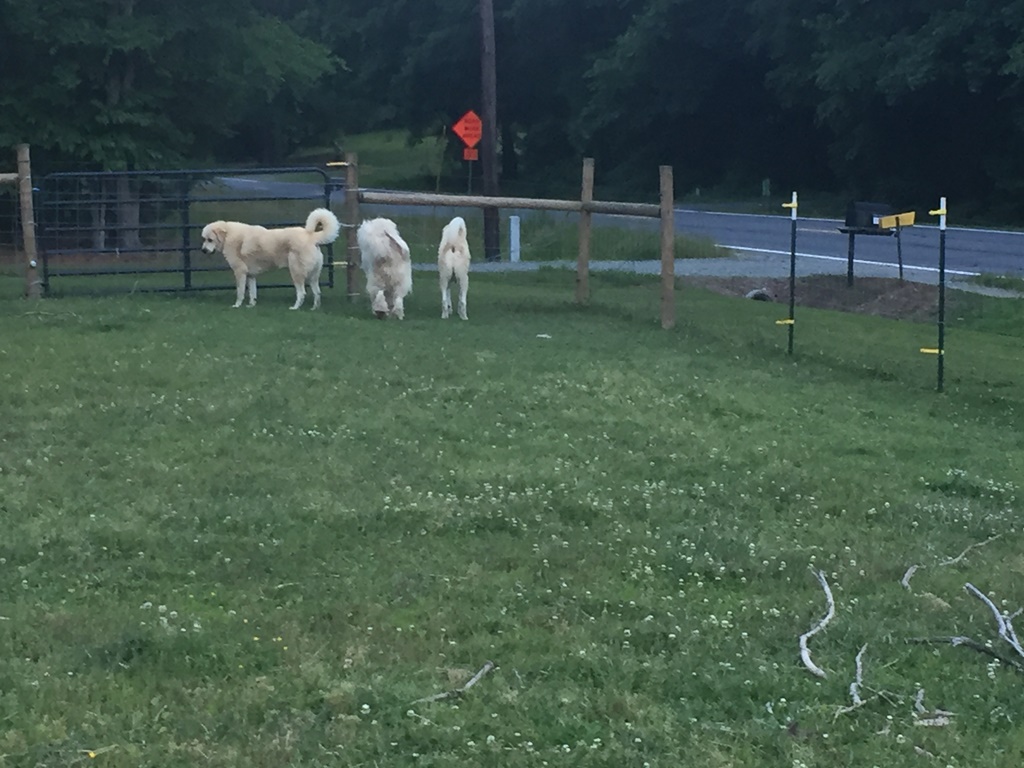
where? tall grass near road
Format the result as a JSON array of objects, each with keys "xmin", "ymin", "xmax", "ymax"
[{"xmin": 1, "ymin": 273, "xmax": 1023, "ymax": 767}]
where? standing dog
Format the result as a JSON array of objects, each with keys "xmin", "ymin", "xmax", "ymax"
[
  {"xmin": 201, "ymin": 208, "xmax": 340, "ymax": 310},
  {"xmin": 357, "ymin": 217, "xmax": 413, "ymax": 319},
  {"xmin": 437, "ymin": 216, "xmax": 471, "ymax": 320}
]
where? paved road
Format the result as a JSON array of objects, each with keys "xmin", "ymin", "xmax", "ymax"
[
  {"xmin": 214, "ymin": 176, "xmax": 1024, "ymax": 281},
  {"xmin": 676, "ymin": 208, "xmax": 1024, "ymax": 280}
]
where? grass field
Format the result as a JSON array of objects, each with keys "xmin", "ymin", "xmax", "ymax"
[{"xmin": 3, "ymin": 263, "xmax": 1024, "ymax": 767}]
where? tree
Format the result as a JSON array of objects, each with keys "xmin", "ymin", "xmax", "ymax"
[{"xmin": 0, "ymin": 0, "xmax": 337, "ymax": 170}]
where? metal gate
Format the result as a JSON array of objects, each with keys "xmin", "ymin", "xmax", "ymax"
[{"xmin": 37, "ymin": 167, "xmax": 342, "ymax": 296}]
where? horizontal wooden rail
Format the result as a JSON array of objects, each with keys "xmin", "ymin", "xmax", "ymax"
[
  {"xmin": 358, "ymin": 189, "xmax": 660, "ymax": 218},
  {"xmin": 0, "ymin": 172, "xmax": 18, "ymax": 184}
]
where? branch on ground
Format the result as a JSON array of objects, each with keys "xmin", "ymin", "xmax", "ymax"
[
  {"xmin": 799, "ymin": 569, "xmax": 836, "ymax": 678},
  {"xmin": 410, "ymin": 660, "xmax": 496, "ymax": 705},
  {"xmin": 901, "ymin": 534, "xmax": 1002, "ymax": 591},
  {"xmin": 906, "ymin": 636, "xmax": 1024, "ymax": 674}
]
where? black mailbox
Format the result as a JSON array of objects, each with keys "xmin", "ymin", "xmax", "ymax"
[{"xmin": 842, "ymin": 201, "xmax": 894, "ymax": 233}]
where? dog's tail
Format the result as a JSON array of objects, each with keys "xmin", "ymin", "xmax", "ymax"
[
  {"xmin": 438, "ymin": 216, "xmax": 469, "ymax": 261},
  {"xmin": 305, "ymin": 208, "xmax": 341, "ymax": 245}
]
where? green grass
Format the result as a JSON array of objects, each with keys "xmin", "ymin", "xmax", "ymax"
[
  {"xmin": 2, "ymin": 271, "xmax": 1024, "ymax": 767},
  {"xmin": 969, "ymin": 273, "xmax": 1024, "ymax": 294},
  {"xmin": 295, "ymin": 129, "xmax": 446, "ymax": 191}
]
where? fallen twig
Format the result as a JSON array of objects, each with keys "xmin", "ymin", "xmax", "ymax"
[
  {"xmin": 901, "ymin": 534, "xmax": 1002, "ymax": 591},
  {"xmin": 940, "ymin": 534, "xmax": 1002, "ymax": 566},
  {"xmin": 833, "ymin": 644, "xmax": 871, "ymax": 719},
  {"xmin": 799, "ymin": 570, "xmax": 835, "ymax": 678},
  {"xmin": 965, "ymin": 583, "xmax": 1024, "ymax": 659},
  {"xmin": 913, "ymin": 687, "xmax": 926, "ymax": 714},
  {"xmin": 906, "ymin": 636, "xmax": 1024, "ymax": 674},
  {"xmin": 410, "ymin": 660, "xmax": 495, "ymax": 705},
  {"xmin": 911, "ymin": 688, "xmax": 955, "ymax": 727},
  {"xmin": 849, "ymin": 644, "xmax": 867, "ymax": 705},
  {"xmin": 900, "ymin": 565, "xmax": 919, "ymax": 590}
]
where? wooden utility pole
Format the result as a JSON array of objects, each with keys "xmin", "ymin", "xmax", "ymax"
[{"xmin": 480, "ymin": 0, "xmax": 500, "ymax": 261}]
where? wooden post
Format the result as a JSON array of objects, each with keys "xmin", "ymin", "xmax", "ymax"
[
  {"xmin": 17, "ymin": 144, "xmax": 40, "ymax": 299},
  {"xmin": 344, "ymin": 152, "xmax": 360, "ymax": 300},
  {"xmin": 479, "ymin": 0, "xmax": 501, "ymax": 261},
  {"xmin": 576, "ymin": 158, "xmax": 594, "ymax": 304},
  {"xmin": 659, "ymin": 165, "xmax": 675, "ymax": 329}
]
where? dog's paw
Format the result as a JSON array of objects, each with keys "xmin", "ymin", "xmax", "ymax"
[{"xmin": 374, "ymin": 309, "xmax": 388, "ymax": 320}]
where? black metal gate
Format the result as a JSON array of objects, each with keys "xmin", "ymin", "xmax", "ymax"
[{"xmin": 37, "ymin": 167, "xmax": 342, "ymax": 296}]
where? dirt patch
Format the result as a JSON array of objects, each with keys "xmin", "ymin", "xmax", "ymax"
[{"xmin": 685, "ymin": 274, "xmax": 943, "ymax": 321}]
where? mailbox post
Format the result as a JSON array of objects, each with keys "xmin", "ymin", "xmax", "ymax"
[{"xmin": 837, "ymin": 201, "xmax": 895, "ymax": 287}]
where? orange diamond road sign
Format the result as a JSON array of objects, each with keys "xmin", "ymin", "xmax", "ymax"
[{"xmin": 452, "ymin": 110, "xmax": 483, "ymax": 148}]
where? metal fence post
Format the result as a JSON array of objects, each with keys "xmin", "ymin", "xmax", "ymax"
[
  {"xmin": 344, "ymin": 153, "xmax": 360, "ymax": 300},
  {"xmin": 179, "ymin": 177, "xmax": 191, "ymax": 290},
  {"xmin": 323, "ymin": 176, "xmax": 335, "ymax": 289}
]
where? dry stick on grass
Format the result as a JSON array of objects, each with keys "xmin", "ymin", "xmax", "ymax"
[
  {"xmin": 905, "ymin": 636, "xmax": 1024, "ymax": 674},
  {"xmin": 833, "ymin": 644, "xmax": 870, "ymax": 719},
  {"xmin": 911, "ymin": 687, "xmax": 955, "ymax": 727},
  {"xmin": 965, "ymin": 583, "xmax": 1024, "ymax": 659},
  {"xmin": 940, "ymin": 534, "xmax": 1003, "ymax": 566},
  {"xmin": 901, "ymin": 534, "xmax": 1002, "ymax": 591},
  {"xmin": 900, "ymin": 564, "xmax": 919, "ymax": 590},
  {"xmin": 410, "ymin": 661, "xmax": 496, "ymax": 705},
  {"xmin": 849, "ymin": 644, "xmax": 868, "ymax": 705},
  {"xmin": 799, "ymin": 570, "xmax": 836, "ymax": 678}
]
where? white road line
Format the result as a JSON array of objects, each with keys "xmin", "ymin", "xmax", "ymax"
[
  {"xmin": 722, "ymin": 244, "xmax": 980, "ymax": 277},
  {"xmin": 679, "ymin": 207, "xmax": 1024, "ymax": 236}
]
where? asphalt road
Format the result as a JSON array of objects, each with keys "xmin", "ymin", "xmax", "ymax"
[{"xmin": 676, "ymin": 208, "xmax": 1024, "ymax": 280}]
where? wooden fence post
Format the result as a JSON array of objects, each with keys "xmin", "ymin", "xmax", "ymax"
[
  {"xmin": 344, "ymin": 152, "xmax": 360, "ymax": 300},
  {"xmin": 576, "ymin": 158, "xmax": 594, "ymax": 304},
  {"xmin": 17, "ymin": 144, "xmax": 40, "ymax": 299},
  {"xmin": 659, "ymin": 165, "xmax": 675, "ymax": 329}
]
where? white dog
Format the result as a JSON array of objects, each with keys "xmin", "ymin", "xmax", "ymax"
[
  {"xmin": 201, "ymin": 208, "xmax": 340, "ymax": 310},
  {"xmin": 437, "ymin": 216, "xmax": 471, "ymax": 320},
  {"xmin": 357, "ymin": 217, "xmax": 413, "ymax": 319}
]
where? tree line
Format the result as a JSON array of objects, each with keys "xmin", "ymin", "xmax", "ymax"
[{"xmin": 3, "ymin": 0, "xmax": 1024, "ymax": 218}]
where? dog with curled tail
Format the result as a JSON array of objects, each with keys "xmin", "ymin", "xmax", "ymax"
[
  {"xmin": 201, "ymin": 208, "xmax": 339, "ymax": 310},
  {"xmin": 437, "ymin": 216, "xmax": 471, "ymax": 320}
]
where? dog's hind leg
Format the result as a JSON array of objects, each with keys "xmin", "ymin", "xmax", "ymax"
[
  {"xmin": 309, "ymin": 277, "xmax": 321, "ymax": 310},
  {"xmin": 247, "ymin": 276, "xmax": 258, "ymax": 307},
  {"xmin": 456, "ymin": 270, "xmax": 468, "ymax": 320},
  {"xmin": 391, "ymin": 295, "xmax": 405, "ymax": 320},
  {"xmin": 371, "ymin": 289, "xmax": 389, "ymax": 319},
  {"xmin": 440, "ymin": 268, "xmax": 452, "ymax": 319},
  {"xmin": 308, "ymin": 262, "xmax": 323, "ymax": 310}
]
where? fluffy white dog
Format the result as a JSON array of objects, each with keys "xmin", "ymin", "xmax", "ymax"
[
  {"xmin": 357, "ymin": 217, "xmax": 413, "ymax": 319},
  {"xmin": 201, "ymin": 208, "xmax": 340, "ymax": 310},
  {"xmin": 437, "ymin": 216, "xmax": 471, "ymax": 320}
]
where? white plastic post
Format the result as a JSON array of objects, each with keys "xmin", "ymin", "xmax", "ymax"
[{"xmin": 509, "ymin": 215, "xmax": 520, "ymax": 262}]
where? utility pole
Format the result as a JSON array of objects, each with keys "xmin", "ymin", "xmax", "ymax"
[{"xmin": 480, "ymin": 0, "xmax": 500, "ymax": 261}]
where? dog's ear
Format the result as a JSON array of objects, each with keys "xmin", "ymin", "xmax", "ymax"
[{"xmin": 208, "ymin": 222, "xmax": 228, "ymax": 245}]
